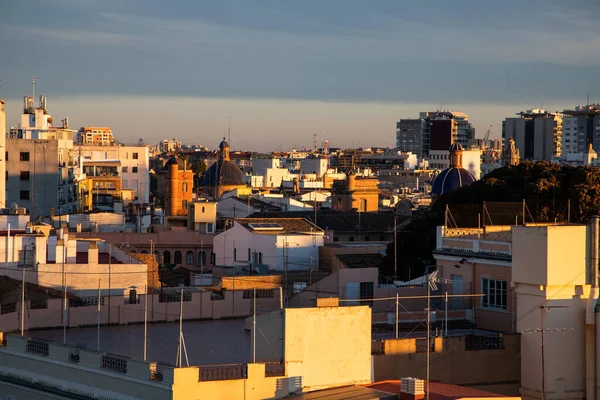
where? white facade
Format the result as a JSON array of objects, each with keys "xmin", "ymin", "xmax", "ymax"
[
  {"xmin": 428, "ymin": 149, "xmax": 481, "ymax": 179},
  {"xmin": 255, "ymin": 194, "xmax": 313, "ymax": 212},
  {"xmin": 213, "ymin": 221, "xmax": 324, "ymax": 271},
  {"xmin": 300, "ymin": 157, "xmax": 328, "ymax": 178},
  {"xmin": 78, "ymin": 144, "xmax": 150, "ymax": 203}
]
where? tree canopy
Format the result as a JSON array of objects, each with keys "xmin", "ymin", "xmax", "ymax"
[{"xmin": 382, "ymin": 161, "xmax": 600, "ymax": 281}]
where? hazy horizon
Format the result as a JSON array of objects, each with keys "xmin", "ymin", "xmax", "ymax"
[{"xmin": 2, "ymin": 0, "xmax": 599, "ymax": 150}]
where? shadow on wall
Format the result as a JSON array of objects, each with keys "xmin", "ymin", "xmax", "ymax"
[{"xmin": 276, "ymin": 376, "xmax": 302, "ymax": 398}]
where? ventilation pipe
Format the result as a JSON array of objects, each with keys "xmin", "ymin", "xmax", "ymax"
[{"xmin": 586, "ymin": 215, "xmax": 599, "ymax": 400}]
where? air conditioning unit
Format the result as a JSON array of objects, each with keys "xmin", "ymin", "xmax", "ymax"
[{"xmin": 401, "ymin": 377, "xmax": 424, "ymax": 395}]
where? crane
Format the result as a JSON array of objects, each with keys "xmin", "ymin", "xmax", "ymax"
[{"xmin": 484, "ymin": 125, "xmax": 492, "ymax": 142}]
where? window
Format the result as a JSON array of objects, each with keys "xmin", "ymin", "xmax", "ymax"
[
  {"xmin": 20, "ymin": 171, "xmax": 30, "ymax": 181},
  {"xmin": 259, "ymin": 252, "xmax": 263, "ymax": 264},
  {"xmin": 207, "ymin": 223, "xmax": 213, "ymax": 233},
  {"xmin": 211, "ymin": 252, "xmax": 216, "ymax": 265},
  {"xmin": 133, "ymin": 153, "xmax": 139, "ymax": 160},
  {"xmin": 5, "ymin": 152, "xmax": 7, "ymax": 161},
  {"xmin": 359, "ymin": 282, "xmax": 374, "ymax": 306},
  {"xmin": 481, "ymin": 278, "xmax": 507, "ymax": 310},
  {"xmin": 20, "ymin": 190, "xmax": 29, "ymax": 200},
  {"xmin": 186, "ymin": 251, "xmax": 194, "ymax": 265},
  {"xmin": 163, "ymin": 251, "xmax": 171, "ymax": 264},
  {"xmin": 174, "ymin": 251, "xmax": 182, "ymax": 264},
  {"xmin": 122, "ymin": 167, "xmax": 128, "ymax": 173},
  {"xmin": 132, "ymin": 167, "xmax": 138, "ymax": 173},
  {"xmin": 20, "ymin": 152, "xmax": 30, "ymax": 161},
  {"xmin": 202, "ymin": 206, "xmax": 205, "ymax": 213}
]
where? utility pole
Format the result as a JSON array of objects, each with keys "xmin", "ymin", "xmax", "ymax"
[
  {"xmin": 394, "ymin": 215, "xmax": 397, "ymax": 282},
  {"xmin": 426, "ymin": 271, "xmax": 451, "ymax": 400}
]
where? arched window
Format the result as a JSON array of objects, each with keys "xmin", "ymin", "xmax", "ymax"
[
  {"xmin": 186, "ymin": 251, "xmax": 194, "ymax": 265},
  {"xmin": 154, "ymin": 250, "xmax": 160, "ymax": 264},
  {"xmin": 197, "ymin": 251, "xmax": 206, "ymax": 266},
  {"xmin": 174, "ymin": 250, "xmax": 182, "ymax": 264},
  {"xmin": 163, "ymin": 251, "xmax": 171, "ymax": 264},
  {"xmin": 182, "ymin": 182, "xmax": 188, "ymax": 193}
]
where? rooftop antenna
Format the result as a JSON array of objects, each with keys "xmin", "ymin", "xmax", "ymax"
[
  {"xmin": 175, "ymin": 288, "xmax": 189, "ymax": 367},
  {"xmin": 228, "ymin": 116, "xmax": 232, "ymax": 146},
  {"xmin": 32, "ymin": 76, "xmax": 37, "ymax": 105}
]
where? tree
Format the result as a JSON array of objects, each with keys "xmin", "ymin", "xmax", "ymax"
[{"xmin": 381, "ymin": 162, "xmax": 600, "ymax": 281}]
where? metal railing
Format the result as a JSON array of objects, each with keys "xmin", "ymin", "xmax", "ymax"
[
  {"xmin": 243, "ymin": 289, "xmax": 274, "ymax": 299},
  {"xmin": 70, "ymin": 297, "xmax": 104, "ymax": 308},
  {"xmin": 465, "ymin": 335, "xmax": 504, "ymax": 351},
  {"xmin": 27, "ymin": 339, "xmax": 50, "ymax": 356},
  {"xmin": 199, "ymin": 364, "xmax": 248, "ymax": 381},
  {"xmin": 102, "ymin": 354, "xmax": 128, "ymax": 374}
]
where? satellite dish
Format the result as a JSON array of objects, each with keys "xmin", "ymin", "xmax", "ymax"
[{"xmin": 10, "ymin": 202, "xmax": 19, "ymax": 214}]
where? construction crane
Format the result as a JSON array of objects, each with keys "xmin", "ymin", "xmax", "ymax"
[{"xmin": 484, "ymin": 125, "xmax": 492, "ymax": 142}]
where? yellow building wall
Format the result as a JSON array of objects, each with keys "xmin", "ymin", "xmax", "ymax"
[{"xmin": 283, "ymin": 306, "xmax": 372, "ymax": 391}]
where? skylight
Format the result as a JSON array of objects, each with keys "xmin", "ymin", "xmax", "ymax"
[{"xmin": 248, "ymin": 223, "xmax": 283, "ymax": 231}]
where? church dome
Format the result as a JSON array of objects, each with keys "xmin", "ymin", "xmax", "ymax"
[
  {"xmin": 431, "ymin": 167, "xmax": 476, "ymax": 196},
  {"xmin": 431, "ymin": 142, "xmax": 476, "ymax": 196},
  {"xmin": 203, "ymin": 160, "xmax": 246, "ymax": 186},
  {"xmin": 202, "ymin": 137, "xmax": 245, "ymax": 187}
]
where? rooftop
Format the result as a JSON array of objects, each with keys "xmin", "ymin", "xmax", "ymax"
[
  {"xmin": 366, "ymin": 381, "xmax": 508, "ymax": 400},
  {"xmin": 249, "ymin": 210, "xmax": 395, "ymax": 233},
  {"xmin": 30, "ymin": 319, "xmax": 250, "ymax": 366},
  {"xmin": 235, "ymin": 218, "xmax": 323, "ymax": 235},
  {"xmin": 0, "ymin": 276, "xmax": 76, "ymax": 306}
]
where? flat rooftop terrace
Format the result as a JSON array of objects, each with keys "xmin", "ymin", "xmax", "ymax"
[{"xmin": 31, "ymin": 319, "xmax": 250, "ymax": 366}]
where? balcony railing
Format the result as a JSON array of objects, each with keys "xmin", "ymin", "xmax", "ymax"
[
  {"xmin": 27, "ymin": 339, "xmax": 50, "ymax": 356},
  {"xmin": 102, "ymin": 354, "xmax": 128, "ymax": 374},
  {"xmin": 465, "ymin": 335, "xmax": 504, "ymax": 351},
  {"xmin": 199, "ymin": 364, "xmax": 248, "ymax": 381}
]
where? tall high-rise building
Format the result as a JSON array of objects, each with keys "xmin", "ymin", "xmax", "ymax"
[
  {"xmin": 561, "ymin": 104, "xmax": 600, "ymax": 155},
  {"xmin": 396, "ymin": 111, "xmax": 474, "ymax": 157},
  {"xmin": 502, "ymin": 109, "xmax": 562, "ymax": 161}
]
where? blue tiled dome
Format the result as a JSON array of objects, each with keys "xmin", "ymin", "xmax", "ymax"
[{"xmin": 431, "ymin": 167, "xmax": 476, "ymax": 196}]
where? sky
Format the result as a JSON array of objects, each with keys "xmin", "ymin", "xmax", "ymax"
[{"xmin": 1, "ymin": 0, "xmax": 600, "ymax": 150}]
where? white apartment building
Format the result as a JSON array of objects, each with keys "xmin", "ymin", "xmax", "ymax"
[
  {"xmin": 213, "ymin": 218, "xmax": 324, "ymax": 271},
  {"xmin": 77, "ymin": 144, "xmax": 150, "ymax": 203}
]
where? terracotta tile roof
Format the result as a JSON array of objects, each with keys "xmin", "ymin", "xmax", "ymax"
[
  {"xmin": 0, "ymin": 276, "xmax": 77, "ymax": 305},
  {"xmin": 235, "ymin": 218, "xmax": 323, "ymax": 235}
]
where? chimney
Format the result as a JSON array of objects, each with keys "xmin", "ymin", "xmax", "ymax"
[
  {"xmin": 88, "ymin": 241, "xmax": 99, "ymax": 264},
  {"xmin": 399, "ymin": 377, "xmax": 425, "ymax": 400}
]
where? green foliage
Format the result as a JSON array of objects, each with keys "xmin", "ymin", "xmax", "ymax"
[{"xmin": 382, "ymin": 162, "xmax": 600, "ymax": 281}]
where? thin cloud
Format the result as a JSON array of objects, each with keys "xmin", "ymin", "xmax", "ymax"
[{"xmin": 12, "ymin": 26, "xmax": 139, "ymax": 47}]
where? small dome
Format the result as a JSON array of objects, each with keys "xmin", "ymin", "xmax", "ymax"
[
  {"xmin": 203, "ymin": 160, "xmax": 246, "ymax": 186},
  {"xmin": 431, "ymin": 167, "xmax": 476, "ymax": 196},
  {"xmin": 449, "ymin": 143, "xmax": 464, "ymax": 152},
  {"xmin": 219, "ymin": 138, "xmax": 230, "ymax": 149}
]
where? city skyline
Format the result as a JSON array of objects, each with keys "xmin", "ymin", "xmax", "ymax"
[{"xmin": 2, "ymin": 0, "xmax": 600, "ymax": 150}]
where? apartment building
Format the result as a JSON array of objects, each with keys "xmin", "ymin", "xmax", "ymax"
[
  {"xmin": 502, "ymin": 109, "xmax": 562, "ymax": 161},
  {"xmin": 6, "ymin": 96, "xmax": 78, "ymax": 217},
  {"xmin": 561, "ymin": 103, "xmax": 600, "ymax": 155},
  {"xmin": 76, "ymin": 126, "xmax": 115, "ymax": 145},
  {"xmin": 77, "ymin": 143, "xmax": 150, "ymax": 204},
  {"xmin": 396, "ymin": 111, "xmax": 475, "ymax": 158}
]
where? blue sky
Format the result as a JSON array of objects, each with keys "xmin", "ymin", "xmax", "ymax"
[{"xmin": 1, "ymin": 0, "xmax": 599, "ymax": 149}]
